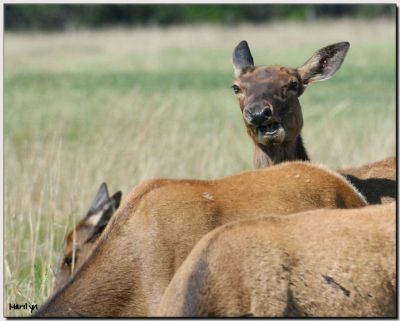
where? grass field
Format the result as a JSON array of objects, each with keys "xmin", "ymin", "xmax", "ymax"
[{"xmin": 4, "ymin": 19, "xmax": 396, "ymax": 316}]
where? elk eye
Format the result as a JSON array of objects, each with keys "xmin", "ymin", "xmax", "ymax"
[
  {"xmin": 64, "ymin": 256, "xmax": 73, "ymax": 266},
  {"xmin": 288, "ymin": 81, "xmax": 299, "ymax": 91},
  {"xmin": 231, "ymin": 84, "xmax": 241, "ymax": 94}
]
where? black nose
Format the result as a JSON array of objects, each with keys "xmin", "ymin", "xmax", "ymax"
[{"xmin": 244, "ymin": 104, "xmax": 272, "ymax": 126}]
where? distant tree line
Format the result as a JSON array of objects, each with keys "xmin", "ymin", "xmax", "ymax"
[{"xmin": 5, "ymin": 4, "xmax": 395, "ymax": 31}]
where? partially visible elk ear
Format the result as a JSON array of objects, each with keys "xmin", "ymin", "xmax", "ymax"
[
  {"xmin": 87, "ymin": 182, "xmax": 110, "ymax": 217},
  {"xmin": 111, "ymin": 191, "xmax": 122, "ymax": 210},
  {"xmin": 86, "ymin": 191, "xmax": 122, "ymax": 230},
  {"xmin": 233, "ymin": 40, "xmax": 254, "ymax": 77},
  {"xmin": 297, "ymin": 42, "xmax": 350, "ymax": 85}
]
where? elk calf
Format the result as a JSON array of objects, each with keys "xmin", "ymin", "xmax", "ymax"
[
  {"xmin": 34, "ymin": 162, "xmax": 366, "ymax": 317},
  {"xmin": 158, "ymin": 202, "xmax": 395, "ymax": 317},
  {"xmin": 53, "ymin": 183, "xmax": 122, "ymax": 292}
]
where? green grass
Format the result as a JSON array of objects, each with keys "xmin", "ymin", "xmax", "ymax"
[{"xmin": 4, "ymin": 20, "xmax": 396, "ymax": 316}]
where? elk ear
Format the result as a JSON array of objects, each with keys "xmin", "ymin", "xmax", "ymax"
[
  {"xmin": 233, "ymin": 40, "xmax": 254, "ymax": 77},
  {"xmin": 85, "ymin": 210, "xmax": 103, "ymax": 228},
  {"xmin": 297, "ymin": 42, "xmax": 350, "ymax": 85},
  {"xmin": 87, "ymin": 182, "xmax": 110, "ymax": 217},
  {"xmin": 111, "ymin": 191, "xmax": 122, "ymax": 209},
  {"xmin": 87, "ymin": 191, "xmax": 122, "ymax": 229},
  {"xmin": 84, "ymin": 205, "xmax": 110, "ymax": 241}
]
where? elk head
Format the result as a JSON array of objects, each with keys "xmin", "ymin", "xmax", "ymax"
[
  {"xmin": 232, "ymin": 40, "xmax": 349, "ymax": 150},
  {"xmin": 53, "ymin": 183, "xmax": 122, "ymax": 292}
]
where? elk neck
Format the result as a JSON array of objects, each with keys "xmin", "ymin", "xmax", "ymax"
[{"xmin": 253, "ymin": 135, "xmax": 310, "ymax": 168}]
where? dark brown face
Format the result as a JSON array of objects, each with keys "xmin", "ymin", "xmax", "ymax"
[
  {"xmin": 233, "ymin": 65, "xmax": 305, "ymax": 146},
  {"xmin": 232, "ymin": 40, "xmax": 350, "ymax": 148}
]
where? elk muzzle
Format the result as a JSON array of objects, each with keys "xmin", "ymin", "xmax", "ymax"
[{"xmin": 243, "ymin": 103, "xmax": 285, "ymax": 145}]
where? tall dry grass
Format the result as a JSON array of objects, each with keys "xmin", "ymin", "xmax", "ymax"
[{"xmin": 4, "ymin": 20, "xmax": 396, "ymax": 316}]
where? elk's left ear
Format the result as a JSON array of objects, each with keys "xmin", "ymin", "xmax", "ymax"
[{"xmin": 297, "ymin": 42, "xmax": 350, "ymax": 85}]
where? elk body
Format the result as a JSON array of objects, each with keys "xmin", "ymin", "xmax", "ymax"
[
  {"xmin": 53, "ymin": 183, "xmax": 122, "ymax": 292},
  {"xmin": 34, "ymin": 162, "xmax": 367, "ymax": 317},
  {"xmin": 158, "ymin": 202, "xmax": 396, "ymax": 317},
  {"xmin": 232, "ymin": 40, "xmax": 396, "ymax": 204}
]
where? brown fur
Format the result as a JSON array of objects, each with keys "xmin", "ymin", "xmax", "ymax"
[
  {"xmin": 53, "ymin": 220, "xmax": 96, "ymax": 292},
  {"xmin": 158, "ymin": 203, "xmax": 396, "ymax": 317},
  {"xmin": 232, "ymin": 41, "xmax": 396, "ymax": 204},
  {"xmin": 34, "ymin": 162, "xmax": 367, "ymax": 317}
]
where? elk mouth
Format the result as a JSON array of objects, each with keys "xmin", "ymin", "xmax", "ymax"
[
  {"xmin": 256, "ymin": 122, "xmax": 285, "ymax": 145},
  {"xmin": 259, "ymin": 122, "xmax": 281, "ymax": 136}
]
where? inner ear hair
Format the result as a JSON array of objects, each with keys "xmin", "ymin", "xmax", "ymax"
[
  {"xmin": 85, "ymin": 210, "xmax": 103, "ymax": 227},
  {"xmin": 298, "ymin": 42, "xmax": 350, "ymax": 84}
]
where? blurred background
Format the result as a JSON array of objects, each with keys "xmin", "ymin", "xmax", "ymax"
[
  {"xmin": 5, "ymin": 4, "xmax": 396, "ymax": 30},
  {"xmin": 4, "ymin": 4, "xmax": 396, "ymax": 316}
]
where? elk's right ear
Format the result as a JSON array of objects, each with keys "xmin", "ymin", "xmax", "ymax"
[
  {"xmin": 87, "ymin": 182, "xmax": 109, "ymax": 217},
  {"xmin": 233, "ymin": 40, "xmax": 254, "ymax": 77},
  {"xmin": 111, "ymin": 191, "xmax": 122, "ymax": 209},
  {"xmin": 298, "ymin": 42, "xmax": 350, "ymax": 85}
]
